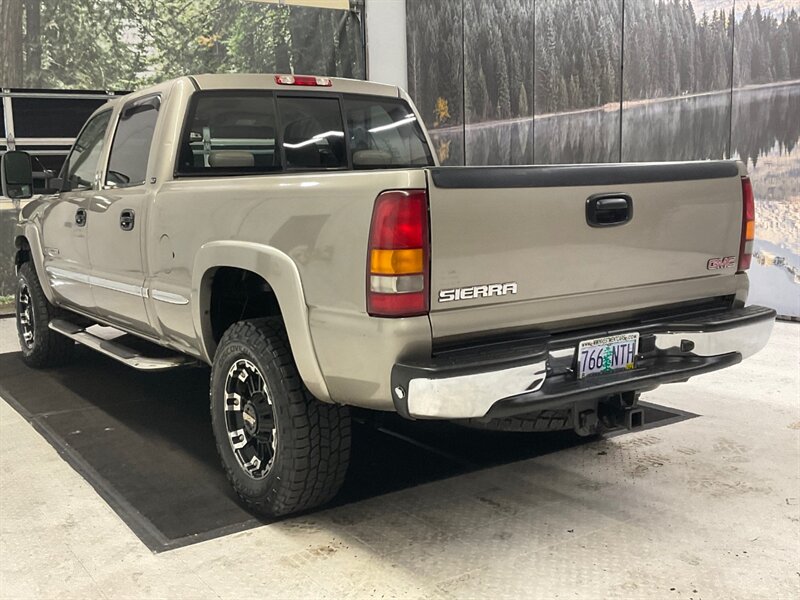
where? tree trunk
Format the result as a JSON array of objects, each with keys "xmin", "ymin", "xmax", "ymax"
[
  {"xmin": 0, "ymin": 0, "xmax": 25, "ymax": 87},
  {"xmin": 24, "ymin": 0, "xmax": 41, "ymax": 87}
]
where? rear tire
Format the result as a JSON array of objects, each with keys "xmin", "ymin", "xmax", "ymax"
[
  {"xmin": 210, "ymin": 318, "xmax": 351, "ymax": 517},
  {"xmin": 454, "ymin": 409, "xmax": 573, "ymax": 432},
  {"xmin": 15, "ymin": 262, "xmax": 75, "ymax": 368}
]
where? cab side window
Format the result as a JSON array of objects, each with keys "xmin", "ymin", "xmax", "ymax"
[
  {"xmin": 105, "ymin": 96, "xmax": 161, "ymax": 187},
  {"xmin": 64, "ymin": 110, "xmax": 112, "ymax": 190}
]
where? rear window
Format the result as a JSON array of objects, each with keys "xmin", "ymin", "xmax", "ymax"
[
  {"xmin": 277, "ymin": 96, "xmax": 347, "ymax": 169},
  {"xmin": 176, "ymin": 92, "xmax": 432, "ymax": 176},
  {"xmin": 344, "ymin": 97, "xmax": 433, "ymax": 169}
]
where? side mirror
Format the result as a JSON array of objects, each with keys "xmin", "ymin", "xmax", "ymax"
[{"xmin": 1, "ymin": 151, "xmax": 34, "ymax": 200}]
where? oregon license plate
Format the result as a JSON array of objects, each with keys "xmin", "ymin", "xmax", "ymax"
[{"xmin": 577, "ymin": 333, "xmax": 639, "ymax": 379}]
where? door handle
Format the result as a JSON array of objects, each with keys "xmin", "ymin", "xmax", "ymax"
[
  {"xmin": 586, "ymin": 194, "xmax": 633, "ymax": 227},
  {"xmin": 120, "ymin": 209, "xmax": 135, "ymax": 231},
  {"xmin": 75, "ymin": 208, "xmax": 87, "ymax": 227}
]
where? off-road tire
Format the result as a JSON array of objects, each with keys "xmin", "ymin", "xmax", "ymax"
[
  {"xmin": 15, "ymin": 261, "xmax": 76, "ymax": 368},
  {"xmin": 210, "ymin": 318, "xmax": 351, "ymax": 517},
  {"xmin": 454, "ymin": 409, "xmax": 573, "ymax": 432}
]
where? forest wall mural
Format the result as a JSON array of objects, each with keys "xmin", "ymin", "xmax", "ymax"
[
  {"xmin": 407, "ymin": 0, "xmax": 800, "ymax": 318},
  {"xmin": 0, "ymin": 0, "xmax": 364, "ymax": 89}
]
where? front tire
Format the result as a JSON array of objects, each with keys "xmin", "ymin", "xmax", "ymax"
[
  {"xmin": 210, "ymin": 318, "xmax": 351, "ymax": 517},
  {"xmin": 15, "ymin": 262, "xmax": 75, "ymax": 368}
]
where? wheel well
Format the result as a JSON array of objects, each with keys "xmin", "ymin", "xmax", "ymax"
[
  {"xmin": 208, "ymin": 267, "xmax": 282, "ymax": 343},
  {"xmin": 14, "ymin": 237, "xmax": 31, "ymax": 266}
]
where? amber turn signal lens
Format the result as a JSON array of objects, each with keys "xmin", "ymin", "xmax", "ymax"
[{"xmin": 370, "ymin": 248, "xmax": 424, "ymax": 275}]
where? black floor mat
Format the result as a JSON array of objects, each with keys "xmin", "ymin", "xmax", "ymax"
[{"xmin": 0, "ymin": 350, "xmax": 696, "ymax": 552}]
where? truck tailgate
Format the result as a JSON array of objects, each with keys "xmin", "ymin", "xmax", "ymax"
[{"xmin": 426, "ymin": 162, "xmax": 745, "ymax": 342}]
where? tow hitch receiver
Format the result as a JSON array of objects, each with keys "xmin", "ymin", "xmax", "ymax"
[
  {"xmin": 599, "ymin": 391, "xmax": 645, "ymax": 432},
  {"xmin": 626, "ymin": 407, "xmax": 645, "ymax": 430},
  {"xmin": 574, "ymin": 392, "xmax": 646, "ymax": 436}
]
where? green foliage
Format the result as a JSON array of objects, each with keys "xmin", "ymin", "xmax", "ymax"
[{"xmin": 16, "ymin": 0, "xmax": 364, "ymax": 90}]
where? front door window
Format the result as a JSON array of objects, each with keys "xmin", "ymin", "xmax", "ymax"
[{"xmin": 64, "ymin": 110, "xmax": 112, "ymax": 190}]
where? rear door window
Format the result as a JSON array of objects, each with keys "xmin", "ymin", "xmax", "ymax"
[
  {"xmin": 276, "ymin": 96, "xmax": 347, "ymax": 169},
  {"xmin": 178, "ymin": 93, "xmax": 279, "ymax": 174},
  {"xmin": 344, "ymin": 97, "xmax": 433, "ymax": 169},
  {"xmin": 106, "ymin": 95, "xmax": 160, "ymax": 187}
]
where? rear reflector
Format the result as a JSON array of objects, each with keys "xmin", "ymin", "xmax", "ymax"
[
  {"xmin": 738, "ymin": 176, "xmax": 755, "ymax": 271},
  {"xmin": 368, "ymin": 291, "xmax": 427, "ymax": 316},
  {"xmin": 275, "ymin": 74, "xmax": 332, "ymax": 87},
  {"xmin": 367, "ymin": 190, "xmax": 429, "ymax": 317}
]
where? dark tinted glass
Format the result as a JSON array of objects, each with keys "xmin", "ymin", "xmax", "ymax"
[
  {"xmin": 65, "ymin": 110, "xmax": 112, "ymax": 190},
  {"xmin": 106, "ymin": 96, "xmax": 160, "ymax": 187},
  {"xmin": 345, "ymin": 97, "xmax": 433, "ymax": 169},
  {"xmin": 178, "ymin": 94, "xmax": 279, "ymax": 174},
  {"xmin": 277, "ymin": 96, "xmax": 346, "ymax": 169},
  {"xmin": 12, "ymin": 97, "xmax": 111, "ymax": 138}
]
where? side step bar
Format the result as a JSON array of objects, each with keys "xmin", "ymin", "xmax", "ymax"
[{"xmin": 49, "ymin": 319, "xmax": 199, "ymax": 371}]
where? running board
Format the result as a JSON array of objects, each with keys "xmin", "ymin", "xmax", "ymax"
[{"xmin": 49, "ymin": 319, "xmax": 199, "ymax": 371}]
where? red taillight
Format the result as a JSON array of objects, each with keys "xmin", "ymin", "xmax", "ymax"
[
  {"xmin": 367, "ymin": 190, "xmax": 429, "ymax": 317},
  {"xmin": 738, "ymin": 176, "xmax": 755, "ymax": 271},
  {"xmin": 274, "ymin": 74, "xmax": 332, "ymax": 87}
]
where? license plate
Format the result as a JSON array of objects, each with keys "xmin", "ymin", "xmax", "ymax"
[{"xmin": 577, "ymin": 332, "xmax": 639, "ymax": 379}]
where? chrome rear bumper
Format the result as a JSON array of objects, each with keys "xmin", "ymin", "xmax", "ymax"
[{"xmin": 391, "ymin": 305, "xmax": 775, "ymax": 420}]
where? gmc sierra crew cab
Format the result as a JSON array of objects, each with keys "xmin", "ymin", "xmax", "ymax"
[{"xmin": 2, "ymin": 74, "xmax": 775, "ymax": 516}]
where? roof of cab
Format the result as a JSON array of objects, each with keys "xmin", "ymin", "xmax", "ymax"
[
  {"xmin": 189, "ymin": 73, "xmax": 400, "ymax": 98},
  {"xmin": 80, "ymin": 73, "xmax": 404, "ymax": 125}
]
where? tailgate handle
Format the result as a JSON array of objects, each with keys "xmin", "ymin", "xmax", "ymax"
[{"xmin": 586, "ymin": 194, "xmax": 632, "ymax": 227}]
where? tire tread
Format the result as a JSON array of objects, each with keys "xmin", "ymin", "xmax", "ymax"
[
  {"xmin": 16, "ymin": 262, "xmax": 75, "ymax": 368},
  {"xmin": 456, "ymin": 409, "xmax": 573, "ymax": 432},
  {"xmin": 210, "ymin": 318, "xmax": 350, "ymax": 517}
]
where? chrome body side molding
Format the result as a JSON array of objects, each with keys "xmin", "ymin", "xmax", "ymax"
[
  {"xmin": 46, "ymin": 266, "xmax": 148, "ymax": 298},
  {"xmin": 150, "ymin": 289, "xmax": 190, "ymax": 305}
]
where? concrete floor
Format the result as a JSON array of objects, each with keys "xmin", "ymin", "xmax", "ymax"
[{"xmin": 0, "ymin": 317, "xmax": 798, "ymax": 600}]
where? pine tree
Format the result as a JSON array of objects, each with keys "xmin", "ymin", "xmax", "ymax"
[
  {"xmin": 495, "ymin": 47, "xmax": 512, "ymax": 119},
  {"xmin": 518, "ymin": 84, "xmax": 529, "ymax": 117}
]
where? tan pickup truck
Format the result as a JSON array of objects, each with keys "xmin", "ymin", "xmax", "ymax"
[{"xmin": 3, "ymin": 74, "xmax": 775, "ymax": 516}]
